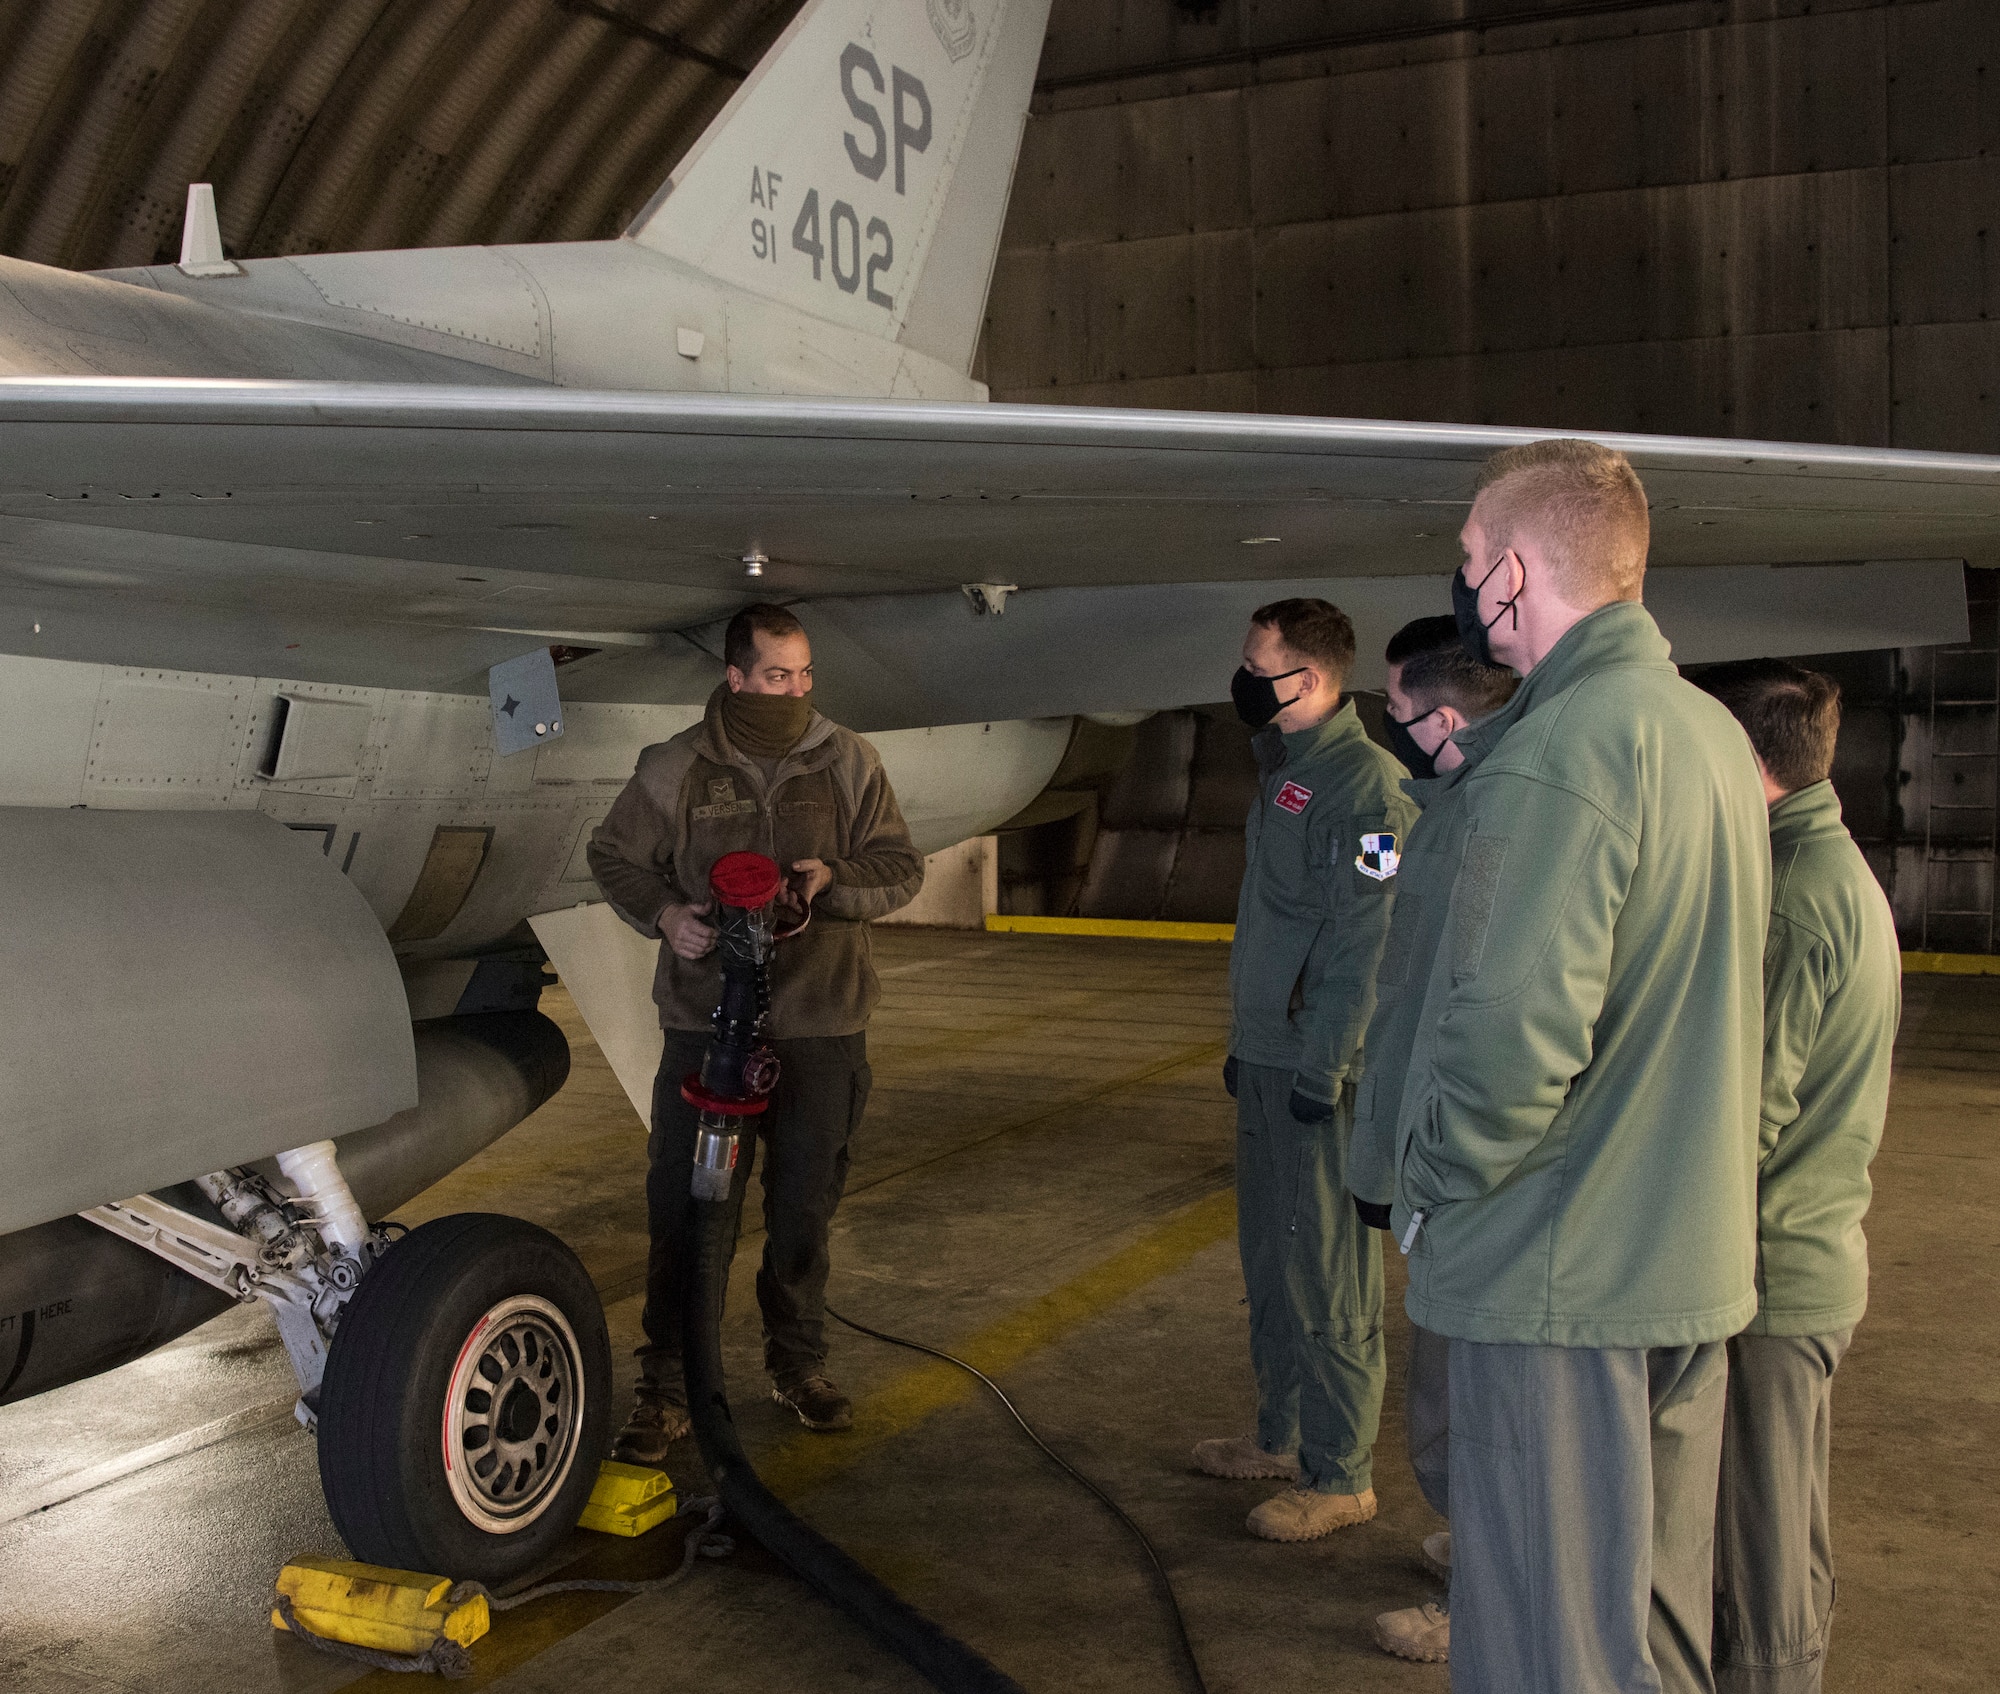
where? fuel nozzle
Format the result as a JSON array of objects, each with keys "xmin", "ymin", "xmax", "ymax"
[{"xmin": 682, "ymin": 851, "xmax": 786, "ymax": 1200}]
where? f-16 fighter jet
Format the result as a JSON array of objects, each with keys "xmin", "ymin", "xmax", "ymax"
[{"xmin": 0, "ymin": 0, "xmax": 1989, "ymax": 1579}]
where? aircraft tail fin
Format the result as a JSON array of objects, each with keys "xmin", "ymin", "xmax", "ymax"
[{"xmin": 627, "ymin": 0, "xmax": 1050, "ymax": 376}]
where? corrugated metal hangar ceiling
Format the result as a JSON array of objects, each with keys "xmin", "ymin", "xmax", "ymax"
[{"xmin": 0, "ymin": 0, "xmax": 807, "ymax": 271}]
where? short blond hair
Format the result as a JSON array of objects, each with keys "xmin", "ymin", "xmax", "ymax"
[{"xmin": 1472, "ymin": 439, "xmax": 1650, "ymax": 605}]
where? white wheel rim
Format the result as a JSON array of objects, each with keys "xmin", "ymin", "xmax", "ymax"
[{"xmin": 440, "ymin": 1293, "xmax": 584, "ymax": 1534}]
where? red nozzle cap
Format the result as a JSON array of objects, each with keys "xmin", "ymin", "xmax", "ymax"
[
  {"xmin": 680, "ymin": 1073, "xmax": 771, "ymax": 1115},
  {"xmin": 710, "ymin": 850, "xmax": 783, "ymax": 910}
]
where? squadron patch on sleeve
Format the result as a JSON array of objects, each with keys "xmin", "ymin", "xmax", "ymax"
[{"xmin": 1355, "ymin": 832, "xmax": 1401, "ymax": 881}]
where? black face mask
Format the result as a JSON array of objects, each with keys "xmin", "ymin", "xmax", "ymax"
[
  {"xmin": 1454, "ymin": 554, "xmax": 1522, "ymax": 667},
  {"xmin": 1382, "ymin": 709, "xmax": 1436, "ymax": 780},
  {"xmin": 1232, "ymin": 665, "xmax": 1308, "ymax": 729}
]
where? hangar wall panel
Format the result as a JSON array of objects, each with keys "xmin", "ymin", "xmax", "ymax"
[
  {"xmin": 991, "ymin": 0, "xmax": 1989, "ymax": 455},
  {"xmin": 1888, "ymin": 0, "xmax": 2000, "ymax": 163},
  {"xmin": 1893, "ymin": 324, "xmax": 2000, "ymax": 453}
]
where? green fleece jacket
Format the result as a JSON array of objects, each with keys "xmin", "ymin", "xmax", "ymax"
[
  {"xmin": 1392, "ymin": 601, "xmax": 1770, "ymax": 1348},
  {"xmin": 1748, "ymin": 780, "xmax": 1901, "ymax": 1337},
  {"xmin": 1348, "ymin": 761, "xmax": 1478, "ymax": 1207},
  {"xmin": 1228, "ymin": 699, "xmax": 1418, "ymax": 1102}
]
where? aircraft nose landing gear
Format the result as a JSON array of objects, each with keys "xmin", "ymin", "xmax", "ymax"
[{"xmin": 316, "ymin": 1212, "xmax": 610, "ymax": 1584}]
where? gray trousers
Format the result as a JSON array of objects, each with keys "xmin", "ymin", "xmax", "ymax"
[
  {"xmin": 1448, "ymin": 1338, "xmax": 1728, "ymax": 1694},
  {"xmin": 1713, "ymin": 1330, "xmax": 1852, "ymax": 1694},
  {"xmin": 1234, "ymin": 1061, "xmax": 1384, "ymax": 1494},
  {"xmin": 1408, "ymin": 1321, "xmax": 1451, "ymax": 1519}
]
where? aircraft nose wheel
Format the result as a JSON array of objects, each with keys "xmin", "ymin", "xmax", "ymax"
[
  {"xmin": 446, "ymin": 1295, "xmax": 583, "ymax": 1530},
  {"xmin": 316, "ymin": 1213, "xmax": 610, "ymax": 1584}
]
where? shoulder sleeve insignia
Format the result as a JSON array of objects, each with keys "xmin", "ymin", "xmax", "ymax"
[{"xmin": 1356, "ymin": 832, "xmax": 1400, "ymax": 881}]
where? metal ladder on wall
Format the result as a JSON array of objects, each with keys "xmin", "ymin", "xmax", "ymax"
[{"xmin": 1919, "ymin": 617, "xmax": 2000, "ymax": 953}]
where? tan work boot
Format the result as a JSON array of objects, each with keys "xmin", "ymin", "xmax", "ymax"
[
  {"xmin": 1246, "ymin": 1485, "xmax": 1377, "ymax": 1541},
  {"xmin": 1375, "ymin": 1600, "xmax": 1449, "ymax": 1663},
  {"xmin": 1421, "ymin": 1529, "xmax": 1452, "ymax": 1580},
  {"xmin": 611, "ymin": 1386, "xmax": 691, "ymax": 1465},
  {"xmin": 1192, "ymin": 1434, "xmax": 1301, "ymax": 1481},
  {"xmin": 772, "ymin": 1371, "xmax": 853, "ymax": 1432}
]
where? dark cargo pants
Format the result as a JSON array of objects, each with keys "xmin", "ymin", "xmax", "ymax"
[
  {"xmin": 1448, "ymin": 1338, "xmax": 1728, "ymax": 1694},
  {"xmin": 1235, "ymin": 1060, "xmax": 1385, "ymax": 1495},
  {"xmin": 639, "ymin": 1029, "xmax": 871, "ymax": 1388},
  {"xmin": 1713, "ymin": 1329, "xmax": 1852, "ymax": 1694}
]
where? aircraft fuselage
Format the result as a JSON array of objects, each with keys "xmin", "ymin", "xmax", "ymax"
[{"xmin": 0, "ymin": 239, "xmax": 982, "ymax": 401}]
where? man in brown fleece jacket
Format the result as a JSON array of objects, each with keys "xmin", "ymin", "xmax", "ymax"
[{"xmin": 588, "ymin": 603, "xmax": 923, "ymax": 1454}]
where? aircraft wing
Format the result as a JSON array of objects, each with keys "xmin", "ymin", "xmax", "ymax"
[{"xmin": 0, "ymin": 378, "xmax": 1986, "ymax": 728}]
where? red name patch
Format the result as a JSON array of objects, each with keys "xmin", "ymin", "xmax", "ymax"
[{"xmin": 1274, "ymin": 780, "xmax": 1313, "ymax": 814}]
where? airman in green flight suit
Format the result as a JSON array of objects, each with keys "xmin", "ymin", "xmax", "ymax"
[
  {"xmin": 1697, "ymin": 658, "xmax": 1901, "ymax": 1694},
  {"xmin": 1194, "ymin": 597, "xmax": 1417, "ymax": 1543}
]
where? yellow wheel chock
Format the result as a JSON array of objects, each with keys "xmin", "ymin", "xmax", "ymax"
[
  {"xmin": 272, "ymin": 1556, "xmax": 489, "ymax": 1655},
  {"xmin": 576, "ymin": 1460, "xmax": 678, "ymax": 1537},
  {"xmin": 273, "ymin": 1463, "xmax": 679, "ymax": 1666}
]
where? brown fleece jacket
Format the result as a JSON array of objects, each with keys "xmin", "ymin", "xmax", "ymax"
[{"xmin": 586, "ymin": 688, "xmax": 925, "ymax": 1037}]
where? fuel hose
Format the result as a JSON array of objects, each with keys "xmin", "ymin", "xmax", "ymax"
[
  {"xmin": 679, "ymin": 1172, "xmax": 1027, "ymax": 1694},
  {"xmin": 675, "ymin": 850, "xmax": 1023, "ymax": 1692}
]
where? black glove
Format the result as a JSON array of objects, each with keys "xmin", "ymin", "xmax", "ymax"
[
  {"xmin": 1353, "ymin": 1196, "xmax": 1393, "ymax": 1231},
  {"xmin": 1289, "ymin": 1087, "xmax": 1335, "ymax": 1125},
  {"xmin": 1222, "ymin": 1054, "xmax": 1238, "ymax": 1098}
]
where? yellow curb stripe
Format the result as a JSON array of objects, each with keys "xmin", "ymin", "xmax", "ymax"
[
  {"xmin": 985, "ymin": 914, "xmax": 1235, "ymax": 942},
  {"xmin": 1902, "ymin": 949, "xmax": 2000, "ymax": 976},
  {"xmin": 760, "ymin": 1186, "xmax": 1238, "ymax": 1502}
]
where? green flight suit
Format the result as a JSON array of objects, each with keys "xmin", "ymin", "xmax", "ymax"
[
  {"xmin": 1348, "ymin": 747, "xmax": 1487, "ymax": 1520},
  {"xmin": 1228, "ymin": 699, "xmax": 1416, "ymax": 1494},
  {"xmin": 1715, "ymin": 780, "xmax": 1900, "ymax": 1694},
  {"xmin": 1349, "ymin": 762, "xmax": 1478, "ymax": 1209},
  {"xmin": 1742, "ymin": 780, "xmax": 1901, "ymax": 1341}
]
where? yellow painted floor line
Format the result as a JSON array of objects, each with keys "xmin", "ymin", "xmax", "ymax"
[
  {"xmin": 1903, "ymin": 949, "xmax": 2000, "ymax": 975},
  {"xmin": 590, "ymin": 1033, "xmax": 1227, "ymax": 1309},
  {"xmin": 985, "ymin": 914, "xmax": 1236, "ymax": 942},
  {"xmin": 335, "ymin": 1188, "xmax": 1237, "ymax": 1692},
  {"xmin": 761, "ymin": 1186, "xmax": 1236, "ymax": 1501}
]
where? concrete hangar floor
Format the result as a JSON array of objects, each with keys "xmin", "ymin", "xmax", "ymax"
[{"xmin": 1, "ymin": 929, "xmax": 1994, "ymax": 1694}]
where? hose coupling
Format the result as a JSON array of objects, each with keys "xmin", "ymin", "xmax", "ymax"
[{"xmin": 692, "ymin": 1117, "xmax": 743, "ymax": 1203}]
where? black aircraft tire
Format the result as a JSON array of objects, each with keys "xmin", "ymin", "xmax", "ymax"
[{"xmin": 317, "ymin": 1212, "xmax": 610, "ymax": 1583}]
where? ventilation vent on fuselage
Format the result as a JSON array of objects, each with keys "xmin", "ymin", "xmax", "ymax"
[{"xmin": 260, "ymin": 694, "xmax": 372, "ymax": 782}]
